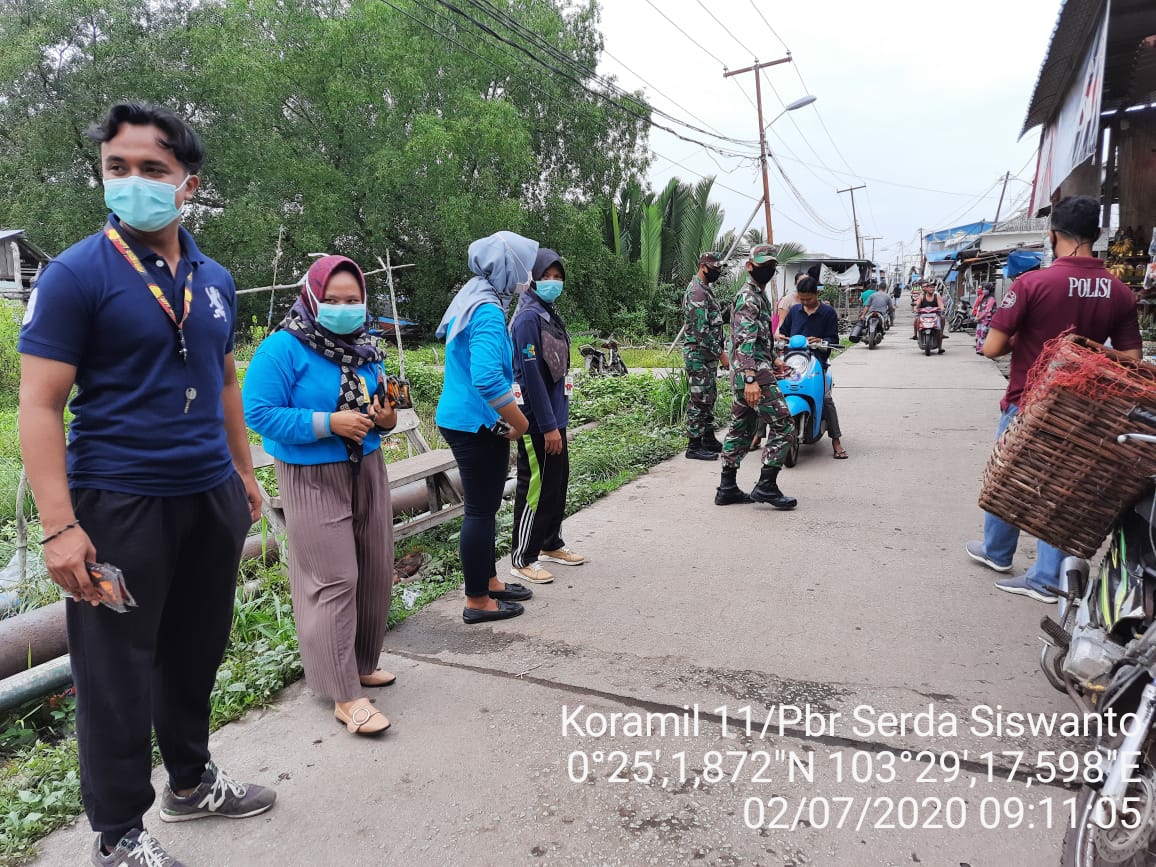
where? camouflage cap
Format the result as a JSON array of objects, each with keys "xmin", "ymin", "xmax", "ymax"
[
  {"xmin": 698, "ymin": 251, "xmax": 723, "ymax": 266},
  {"xmin": 749, "ymin": 244, "xmax": 778, "ymax": 265}
]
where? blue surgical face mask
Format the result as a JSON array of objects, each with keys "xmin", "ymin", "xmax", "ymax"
[
  {"xmin": 316, "ymin": 302, "xmax": 366, "ymax": 334},
  {"xmin": 535, "ymin": 280, "xmax": 563, "ymax": 303},
  {"xmin": 103, "ymin": 174, "xmax": 190, "ymax": 232}
]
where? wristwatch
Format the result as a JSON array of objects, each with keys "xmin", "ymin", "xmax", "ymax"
[{"xmin": 743, "ymin": 373, "xmax": 757, "ymax": 384}]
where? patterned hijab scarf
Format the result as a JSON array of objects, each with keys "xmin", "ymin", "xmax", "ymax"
[{"xmin": 279, "ymin": 255, "xmax": 383, "ymax": 470}]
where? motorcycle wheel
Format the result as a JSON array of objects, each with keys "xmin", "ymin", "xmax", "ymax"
[
  {"xmin": 784, "ymin": 415, "xmax": 804, "ymax": 468},
  {"xmin": 923, "ymin": 335, "xmax": 931, "ymax": 356},
  {"xmin": 610, "ymin": 358, "xmax": 628, "ymax": 377},
  {"xmin": 1062, "ymin": 771, "xmax": 1156, "ymax": 866},
  {"xmin": 867, "ymin": 323, "xmax": 878, "ymax": 349}
]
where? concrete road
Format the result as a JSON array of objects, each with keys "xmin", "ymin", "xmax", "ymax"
[{"xmin": 33, "ymin": 307, "xmax": 1081, "ymax": 866}]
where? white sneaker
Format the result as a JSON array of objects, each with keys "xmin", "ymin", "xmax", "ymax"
[
  {"xmin": 539, "ymin": 547, "xmax": 585, "ymax": 566},
  {"xmin": 511, "ymin": 563, "xmax": 554, "ymax": 584}
]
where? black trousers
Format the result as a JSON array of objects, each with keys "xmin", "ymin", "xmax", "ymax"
[
  {"xmin": 67, "ymin": 475, "xmax": 250, "ymax": 843},
  {"xmin": 440, "ymin": 427, "xmax": 510, "ymax": 597},
  {"xmin": 510, "ymin": 430, "xmax": 568, "ymax": 568}
]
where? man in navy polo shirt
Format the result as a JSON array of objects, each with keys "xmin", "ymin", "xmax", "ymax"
[
  {"xmin": 777, "ymin": 277, "xmax": 847, "ymax": 459},
  {"xmin": 18, "ymin": 102, "xmax": 275, "ymax": 867}
]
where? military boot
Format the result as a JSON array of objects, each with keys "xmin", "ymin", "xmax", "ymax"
[
  {"xmin": 685, "ymin": 436, "xmax": 718, "ymax": 461},
  {"xmin": 700, "ymin": 428, "xmax": 723, "ymax": 453},
  {"xmin": 714, "ymin": 465, "xmax": 752, "ymax": 505},
  {"xmin": 749, "ymin": 465, "xmax": 797, "ymax": 510}
]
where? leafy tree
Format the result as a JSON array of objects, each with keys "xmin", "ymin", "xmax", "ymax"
[{"xmin": 0, "ymin": 0, "xmax": 652, "ymax": 333}]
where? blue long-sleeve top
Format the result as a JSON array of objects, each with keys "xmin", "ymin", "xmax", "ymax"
[
  {"xmin": 435, "ymin": 301, "xmax": 515, "ymax": 432},
  {"xmin": 242, "ymin": 330, "xmax": 385, "ymax": 465},
  {"xmin": 510, "ymin": 292, "xmax": 569, "ymax": 433}
]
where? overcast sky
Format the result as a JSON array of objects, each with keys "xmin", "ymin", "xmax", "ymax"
[{"xmin": 596, "ymin": 0, "xmax": 1058, "ymax": 271}]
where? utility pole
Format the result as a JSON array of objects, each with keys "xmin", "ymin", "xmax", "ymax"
[
  {"xmin": 374, "ymin": 253, "xmax": 416, "ymax": 381},
  {"xmin": 992, "ymin": 171, "xmax": 1012, "ymax": 227},
  {"xmin": 836, "ymin": 184, "xmax": 866, "ymax": 258},
  {"xmin": 918, "ymin": 227, "xmax": 926, "ymax": 277},
  {"xmin": 864, "ymin": 235, "xmax": 881, "ymax": 262},
  {"xmin": 723, "ymin": 55, "xmax": 792, "ymax": 244}
]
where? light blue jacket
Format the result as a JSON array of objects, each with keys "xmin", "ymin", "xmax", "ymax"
[
  {"xmin": 435, "ymin": 232, "xmax": 537, "ymax": 432},
  {"xmin": 243, "ymin": 330, "xmax": 386, "ymax": 465},
  {"xmin": 435, "ymin": 303, "xmax": 515, "ymax": 432}
]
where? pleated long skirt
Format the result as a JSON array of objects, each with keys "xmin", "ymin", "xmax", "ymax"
[{"xmin": 274, "ymin": 451, "xmax": 394, "ymax": 702}]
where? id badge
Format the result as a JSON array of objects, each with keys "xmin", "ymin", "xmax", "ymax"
[
  {"xmin": 512, "ymin": 381, "xmax": 525, "ymax": 405},
  {"xmin": 564, "ymin": 372, "xmax": 574, "ymax": 397}
]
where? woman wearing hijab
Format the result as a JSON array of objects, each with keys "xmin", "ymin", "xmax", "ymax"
[
  {"xmin": 972, "ymin": 282, "xmax": 998, "ymax": 355},
  {"xmin": 436, "ymin": 231, "xmax": 535, "ymax": 624},
  {"xmin": 243, "ymin": 255, "xmax": 396, "ymax": 736},
  {"xmin": 508, "ymin": 248, "xmax": 584, "ymax": 585}
]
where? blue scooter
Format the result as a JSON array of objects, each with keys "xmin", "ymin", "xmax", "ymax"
[{"xmin": 775, "ymin": 335, "xmax": 838, "ymax": 467}]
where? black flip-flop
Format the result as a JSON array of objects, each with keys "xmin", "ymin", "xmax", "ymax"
[
  {"xmin": 463, "ymin": 600, "xmax": 525, "ymax": 624},
  {"xmin": 833, "ymin": 450, "xmax": 849, "ymax": 460},
  {"xmin": 489, "ymin": 582, "xmax": 533, "ymax": 602}
]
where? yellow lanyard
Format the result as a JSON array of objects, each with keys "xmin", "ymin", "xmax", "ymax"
[{"xmin": 104, "ymin": 226, "xmax": 193, "ymax": 363}]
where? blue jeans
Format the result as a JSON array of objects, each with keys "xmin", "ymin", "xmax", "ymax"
[{"xmin": 982, "ymin": 404, "xmax": 1065, "ymax": 592}]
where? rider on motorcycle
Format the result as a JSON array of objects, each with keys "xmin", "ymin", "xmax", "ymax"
[
  {"xmin": 861, "ymin": 285, "xmax": 895, "ymax": 328},
  {"xmin": 777, "ymin": 277, "xmax": 847, "ymax": 459},
  {"xmin": 913, "ymin": 282, "xmax": 946, "ymax": 348}
]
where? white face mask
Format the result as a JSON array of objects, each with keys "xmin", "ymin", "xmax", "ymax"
[{"xmin": 501, "ymin": 237, "xmax": 533, "ymax": 295}]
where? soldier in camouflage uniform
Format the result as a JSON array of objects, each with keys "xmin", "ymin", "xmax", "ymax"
[
  {"xmin": 715, "ymin": 244, "xmax": 797, "ymax": 510},
  {"xmin": 682, "ymin": 252, "xmax": 729, "ymax": 460}
]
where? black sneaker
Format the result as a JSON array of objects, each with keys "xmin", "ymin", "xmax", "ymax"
[
  {"xmin": 91, "ymin": 830, "xmax": 183, "ymax": 866},
  {"xmin": 158, "ymin": 761, "xmax": 275, "ymax": 823}
]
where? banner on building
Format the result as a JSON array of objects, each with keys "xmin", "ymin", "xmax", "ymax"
[{"xmin": 1030, "ymin": 4, "xmax": 1110, "ymax": 215}]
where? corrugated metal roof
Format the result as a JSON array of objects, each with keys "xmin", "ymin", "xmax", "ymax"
[{"xmin": 1023, "ymin": 0, "xmax": 1156, "ymax": 137}]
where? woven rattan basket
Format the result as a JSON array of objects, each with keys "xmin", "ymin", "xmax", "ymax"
[{"xmin": 978, "ymin": 335, "xmax": 1156, "ymax": 558}]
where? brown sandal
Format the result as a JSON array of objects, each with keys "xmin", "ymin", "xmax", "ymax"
[
  {"xmin": 334, "ymin": 703, "xmax": 391, "ymax": 735},
  {"xmin": 359, "ymin": 670, "xmax": 397, "ymax": 688}
]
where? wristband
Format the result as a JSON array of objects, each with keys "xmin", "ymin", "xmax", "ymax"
[{"xmin": 41, "ymin": 521, "xmax": 80, "ymax": 546}]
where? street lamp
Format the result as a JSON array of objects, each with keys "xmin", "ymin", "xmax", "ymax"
[
  {"xmin": 765, "ymin": 94, "xmax": 817, "ymax": 131},
  {"xmin": 757, "ymin": 94, "xmax": 817, "ymax": 248}
]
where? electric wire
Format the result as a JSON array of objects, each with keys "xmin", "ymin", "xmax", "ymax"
[
  {"xmin": 693, "ymin": 0, "xmax": 756, "ymax": 59},
  {"xmin": 601, "ymin": 47, "xmax": 733, "ymax": 141},
  {"xmin": 386, "ymin": 0, "xmax": 755, "ymax": 195},
  {"xmin": 641, "ymin": 0, "xmax": 727, "ymax": 68},
  {"xmin": 747, "ymin": 0, "xmax": 791, "ymax": 53},
  {"xmin": 430, "ymin": 0, "xmax": 756, "ymax": 157},
  {"xmin": 468, "ymin": 0, "xmax": 759, "ymax": 148}
]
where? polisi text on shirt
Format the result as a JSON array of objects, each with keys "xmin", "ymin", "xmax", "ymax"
[{"xmin": 1068, "ymin": 277, "xmax": 1112, "ymax": 298}]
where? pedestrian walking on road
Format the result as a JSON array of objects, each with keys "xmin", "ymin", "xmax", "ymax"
[
  {"xmin": 972, "ymin": 283, "xmax": 998, "ymax": 355},
  {"xmin": 436, "ymin": 231, "xmax": 536, "ymax": 623},
  {"xmin": 966, "ymin": 195, "xmax": 1142, "ymax": 602},
  {"xmin": 715, "ymin": 244, "xmax": 798, "ymax": 510},
  {"xmin": 508, "ymin": 247, "xmax": 585, "ymax": 584},
  {"xmin": 17, "ymin": 101, "xmax": 274, "ymax": 867},
  {"xmin": 682, "ymin": 251, "xmax": 729, "ymax": 460},
  {"xmin": 243, "ymin": 255, "xmax": 397, "ymax": 736}
]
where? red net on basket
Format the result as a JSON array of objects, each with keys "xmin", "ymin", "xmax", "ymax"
[{"xmin": 978, "ymin": 334, "xmax": 1156, "ymax": 558}]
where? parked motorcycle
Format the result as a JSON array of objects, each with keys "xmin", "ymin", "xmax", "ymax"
[
  {"xmin": 863, "ymin": 310, "xmax": 887, "ymax": 350},
  {"xmin": 774, "ymin": 335, "xmax": 838, "ymax": 467},
  {"xmin": 916, "ymin": 309, "xmax": 943, "ymax": 356},
  {"xmin": 949, "ymin": 293, "xmax": 978, "ymax": 333},
  {"xmin": 1037, "ymin": 407, "xmax": 1156, "ymax": 865},
  {"xmin": 579, "ymin": 337, "xmax": 628, "ymax": 377}
]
